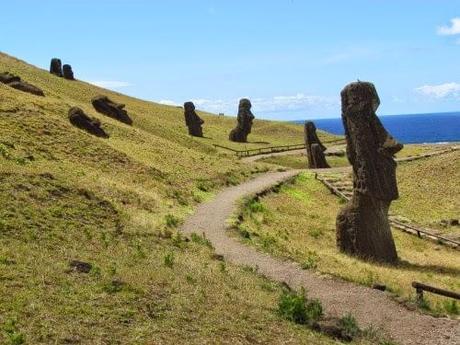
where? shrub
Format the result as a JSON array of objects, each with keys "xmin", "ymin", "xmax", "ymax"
[
  {"xmin": 164, "ymin": 252, "xmax": 175, "ymax": 268},
  {"xmin": 278, "ymin": 289, "xmax": 323, "ymax": 326},
  {"xmin": 190, "ymin": 232, "xmax": 212, "ymax": 248},
  {"xmin": 165, "ymin": 214, "xmax": 180, "ymax": 228},
  {"xmin": 338, "ymin": 314, "xmax": 360, "ymax": 340}
]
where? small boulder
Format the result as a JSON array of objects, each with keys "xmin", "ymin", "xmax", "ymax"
[
  {"xmin": 50, "ymin": 58, "xmax": 63, "ymax": 77},
  {"xmin": 69, "ymin": 260, "xmax": 92, "ymax": 273},
  {"xmin": 63, "ymin": 64, "xmax": 75, "ymax": 80},
  {"xmin": 68, "ymin": 106, "xmax": 109, "ymax": 138},
  {"xmin": 91, "ymin": 95, "xmax": 133, "ymax": 125}
]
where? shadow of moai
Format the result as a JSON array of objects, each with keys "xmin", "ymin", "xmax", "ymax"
[
  {"xmin": 229, "ymin": 98, "xmax": 255, "ymax": 143},
  {"xmin": 184, "ymin": 102, "xmax": 204, "ymax": 137},
  {"xmin": 336, "ymin": 81, "xmax": 403, "ymax": 264},
  {"xmin": 304, "ymin": 121, "xmax": 330, "ymax": 169}
]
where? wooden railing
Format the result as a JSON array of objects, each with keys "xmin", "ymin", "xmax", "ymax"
[
  {"xmin": 315, "ymin": 174, "xmax": 460, "ymax": 249},
  {"xmin": 214, "ymin": 138, "xmax": 345, "ymax": 158},
  {"xmin": 412, "ymin": 282, "xmax": 460, "ymax": 302}
]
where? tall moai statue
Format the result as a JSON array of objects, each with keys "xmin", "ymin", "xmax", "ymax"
[
  {"xmin": 183, "ymin": 102, "xmax": 204, "ymax": 137},
  {"xmin": 336, "ymin": 81, "xmax": 403, "ymax": 264},
  {"xmin": 304, "ymin": 121, "xmax": 330, "ymax": 169},
  {"xmin": 50, "ymin": 58, "xmax": 63, "ymax": 77},
  {"xmin": 229, "ymin": 98, "xmax": 255, "ymax": 142}
]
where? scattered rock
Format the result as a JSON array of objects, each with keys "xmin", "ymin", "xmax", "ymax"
[
  {"xmin": 211, "ymin": 253, "xmax": 225, "ymax": 261},
  {"xmin": 336, "ymin": 81, "xmax": 403, "ymax": 264},
  {"xmin": 0, "ymin": 72, "xmax": 44, "ymax": 96},
  {"xmin": 229, "ymin": 98, "xmax": 255, "ymax": 142},
  {"xmin": 50, "ymin": 58, "xmax": 63, "ymax": 77},
  {"xmin": 183, "ymin": 101, "xmax": 204, "ymax": 137},
  {"xmin": 63, "ymin": 64, "xmax": 74, "ymax": 80},
  {"xmin": 91, "ymin": 95, "xmax": 133, "ymax": 125},
  {"xmin": 304, "ymin": 121, "xmax": 330, "ymax": 168},
  {"xmin": 372, "ymin": 283, "xmax": 387, "ymax": 291},
  {"xmin": 68, "ymin": 106, "xmax": 109, "ymax": 138},
  {"xmin": 69, "ymin": 260, "xmax": 92, "ymax": 273}
]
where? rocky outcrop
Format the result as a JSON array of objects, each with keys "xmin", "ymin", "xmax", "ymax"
[
  {"xmin": 229, "ymin": 98, "xmax": 255, "ymax": 142},
  {"xmin": 184, "ymin": 101, "xmax": 204, "ymax": 137},
  {"xmin": 336, "ymin": 81, "xmax": 403, "ymax": 264},
  {"xmin": 304, "ymin": 121, "xmax": 330, "ymax": 169},
  {"xmin": 68, "ymin": 107, "xmax": 109, "ymax": 138},
  {"xmin": 91, "ymin": 95, "xmax": 132, "ymax": 125},
  {"xmin": 0, "ymin": 72, "xmax": 44, "ymax": 96}
]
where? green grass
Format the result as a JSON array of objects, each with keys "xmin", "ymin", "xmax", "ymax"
[
  {"xmin": 236, "ymin": 172, "xmax": 460, "ymax": 316},
  {"xmin": 393, "ymin": 150, "xmax": 460, "ymax": 234},
  {"xmin": 0, "ymin": 52, "xmax": 347, "ymax": 344},
  {"xmin": 258, "ymin": 153, "xmax": 349, "ymax": 169}
]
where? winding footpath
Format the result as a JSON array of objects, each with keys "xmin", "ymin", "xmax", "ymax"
[{"xmin": 181, "ymin": 169, "xmax": 460, "ymax": 345}]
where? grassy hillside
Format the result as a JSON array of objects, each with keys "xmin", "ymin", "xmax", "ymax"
[
  {"xmin": 235, "ymin": 173, "xmax": 460, "ymax": 316},
  {"xmin": 0, "ymin": 52, "xmax": 351, "ymax": 344}
]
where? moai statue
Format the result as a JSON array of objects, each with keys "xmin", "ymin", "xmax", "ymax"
[
  {"xmin": 91, "ymin": 95, "xmax": 133, "ymax": 125},
  {"xmin": 229, "ymin": 98, "xmax": 255, "ymax": 142},
  {"xmin": 304, "ymin": 121, "xmax": 330, "ymax": 169},
  {"xmin": 183, "ymin": 102, "xmax": 204, "ymax": 137},
  {"xmin": 336, "ymin": 81, "xmax": 403, "ymax": 264},
  {"xmin": 50, "ymin": 58, "xmax": 63, "ymax": 77},
  {"xmin": 63, "ymin": 64, "xmax": 74, "ymax": 80},
  {"xmin": 0, "ymin": 72, "xmax": 45, "ymax": 96},
  {"xmin": 68, "ymin": 107, "xmax": 109, "ymax": 138}
]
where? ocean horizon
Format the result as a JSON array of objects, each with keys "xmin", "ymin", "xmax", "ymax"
[{"xmin": 293, "ymin": 112, "xmax": 460, "ymax": 144}]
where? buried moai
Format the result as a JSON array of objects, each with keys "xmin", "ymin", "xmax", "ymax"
[
  {"xmin": 304, "ymin": 121, "xmax": 330, "ymax": 169},
  {"xmin": 183, "ymin": 102, "xmax": 204, "ymax": 137},
  {"xmin": 68, "ymin": 107, "xmax": 109, "ymax": 138},
  {"xmin": 91, "ymin": 95, "xmax": 133, "ymax": 125},
  {"xmin": 336, "ymin": 81, "xmax": 403, "ymax": 264},
  {"xmin": 63, "ymin": 64, "xmax": 74, "ymax": 80},
  {"xmin": 229, "ymin": 98, "xmax": 255, "ymax": 142},
  {"xmin": 0, "ymin": 72, "xmax": 45, "ymax": 96},
  {"xmin": 50, "ymin": 58, "xmax": 63, "ymax": 77}
]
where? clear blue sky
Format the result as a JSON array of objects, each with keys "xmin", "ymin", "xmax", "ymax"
[{"xmin": 2, "ymin": 0, "xmax": 460, "ymax": 119}]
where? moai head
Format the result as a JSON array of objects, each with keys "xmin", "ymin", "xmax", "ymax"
[
  {"xmin": 50, "ymin": 58, "xmax": 63, "ymax": 77},
  {"xmin": 341, "ymin": 81, "xmax": 403, "ymax": 201},
  {"xmin": 184, "ymin": 101, "xmax": 196, "ymax": 113},
  {"xmin": 63, "ymin": 64, "xmax": 74, "ymax": 80},
  {"xmin": 237, "ymin": 98, "xmax": 254, "ymax": 132}
]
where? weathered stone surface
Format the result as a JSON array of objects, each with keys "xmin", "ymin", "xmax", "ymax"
[
  {"xmin": 0, "ymin": 72, "xmax": 44, "ymax": 96},
  {"xmin": 68, "ymin": 107, "xmax": 109, "ymax": 138},
  {"xmin": 50, "ymin": 58, "xmax": 63, "ymax": 77},
  {"xmin": 336, "ymin": 81, "xmax": 403, "ymax": 264},
  {"xmin": 304, "ymin": 121, "xmax": 330, "ymax": 169},
  {"xmin": 91, "ymin": 95, "xmax": 132, "ymax": 125},
  {"xmin": 63, "ymin": 64, "xmax": 74, "ymax": 80},
  {"xmin": 229, "ymin": 98, "xmax": 255, "ymax": 142},
  {"xmin": 183, "ymin": 101, "xmax": 204, "ymax": 137}
]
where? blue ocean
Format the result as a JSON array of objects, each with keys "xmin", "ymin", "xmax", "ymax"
[{"xmin": 295, "ymin": 112, "xmax": 460, "ymax": 144}]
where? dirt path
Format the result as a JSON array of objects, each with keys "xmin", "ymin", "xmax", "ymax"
[{"xmin": 181, "ymin": 170, "xmax": 459, "ymax": 345}]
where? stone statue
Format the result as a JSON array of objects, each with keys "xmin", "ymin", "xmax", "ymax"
[
  {"xmin": 0, "ymin": 72, "xmax": 45, "ymax": 96},
  {"xmin": 68, "ymin": 107, "xmax": 109, "ymax": 138},
  {"xmin": 229, "ymin": 98, "xmax": 255, "ymax": 142},
  {"xmin": 63, "ymin": 64, "xmax": 74, "ymax": 80},
  {"xmin": 183, "ymin": 102, "xmax": 204, "ymax": 137},
  {"xmin": 336, "ymin": 81, "xmax": 403, "ymax": 264},
  {"xmin": 91, "ymin": 95, "xmax": 133, "ymax": 125},
  {"xmin": 304, "ymin": 121, "xmax": 330, "ymax": 169},
  {"xmin": 50, "ymin": 58, "xmax": 63, "ymax": 77}
]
